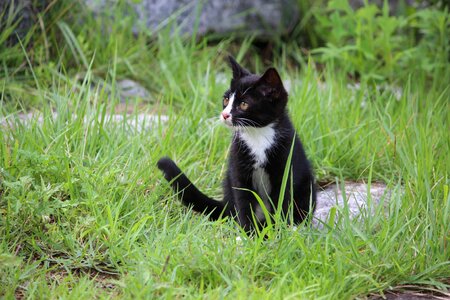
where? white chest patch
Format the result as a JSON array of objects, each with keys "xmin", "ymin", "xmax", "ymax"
[{"xmin": 239, "ymin": 123, "xmax": 276, "ymax": 168}]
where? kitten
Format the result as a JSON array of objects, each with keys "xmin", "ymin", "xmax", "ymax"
[{"xmin": 157, "ymin": 56, "xmax": 316, "ymax": 232}]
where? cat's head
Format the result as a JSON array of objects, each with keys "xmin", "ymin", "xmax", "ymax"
[{"xmin": 220, "ymin": 56, "xmax": 288, "ymax": 128}]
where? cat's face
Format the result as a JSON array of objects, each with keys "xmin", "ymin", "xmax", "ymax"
[{"xmin": 220, "ymin": 56, "xmax": 288, "ymax": 128}]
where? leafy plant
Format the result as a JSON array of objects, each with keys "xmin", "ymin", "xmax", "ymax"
[{"xmin": 309, "ymin": 0, "xmax": 449, "ymax": 83}]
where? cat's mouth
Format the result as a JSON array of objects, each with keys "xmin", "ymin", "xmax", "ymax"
[
  {"xmin": 222, "ymin": 119, "xmax": 233, "ymax": 127},
  {"xmin": 220, "ymin": 113, "xmax": 233, "ymax": 127}
]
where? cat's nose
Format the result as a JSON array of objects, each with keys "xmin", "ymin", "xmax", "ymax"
[{"xmin": 222, "ymin": 112, "xmax": 230, "ymax": 120}]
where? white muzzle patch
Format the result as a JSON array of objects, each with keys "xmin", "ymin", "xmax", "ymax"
[{"xmin": 220, "ymin": 92, "xmax": 235, "ymax": 127}]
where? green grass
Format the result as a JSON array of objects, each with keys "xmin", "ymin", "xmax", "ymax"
[{"xmin": 1, "ymin": 1, "xmax": 449, "ymax": 299}]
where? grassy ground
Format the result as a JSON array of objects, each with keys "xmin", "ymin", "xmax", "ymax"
[{"xmin": 1, "ymin": 2, "xmax": 449, "ymax": 299}]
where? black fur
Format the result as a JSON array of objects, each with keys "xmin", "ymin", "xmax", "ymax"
[{"xmin": 157, "ymin": 56, "xmax": 316, "ymax": 232}]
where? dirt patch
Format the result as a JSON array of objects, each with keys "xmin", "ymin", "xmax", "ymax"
[{"xmin": 370, "ymin": 282, "xmax": 450, "ymax": 300}]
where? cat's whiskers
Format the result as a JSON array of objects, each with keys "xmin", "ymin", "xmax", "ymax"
[
  {"xmin": 235, "ymin": 118, "xmax": 261, "ymax": 128},
  {"xmin": 231, "ymin": 123, "xmax": 244, "ymax": 144}
]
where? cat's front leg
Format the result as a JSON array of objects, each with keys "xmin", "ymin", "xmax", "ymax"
[{"xmin": 231, "ymin": 189, "xmax": 258, "ymax": 233}]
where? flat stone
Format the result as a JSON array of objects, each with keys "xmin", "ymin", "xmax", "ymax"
[
  {"xmin": 313, "ymin": 182, "xmax": 391, "ymax": 228},
  {"xmin": 0, "ymin": 112, "xmax": 168, "ymax": 133}
]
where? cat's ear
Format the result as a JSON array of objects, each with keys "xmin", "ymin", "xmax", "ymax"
[
  {"xmin": 256, "ymin": 68, "xmax": 286, "ymax": 98},
  {"xmin": 228, "ymin": 55, "xmax": 250, "ymax": 79}
]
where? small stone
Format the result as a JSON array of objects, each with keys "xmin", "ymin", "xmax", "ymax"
[{"xmin": 117, "ymin": 79, "xmax": 151, "ymax": 102}]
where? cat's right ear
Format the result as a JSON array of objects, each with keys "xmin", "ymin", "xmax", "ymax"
[{"xmin": 228, "ymin": 55, "xmax": 250, "ymax": 79}]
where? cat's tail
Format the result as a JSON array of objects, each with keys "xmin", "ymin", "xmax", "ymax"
[{"xmin": 157, "ymin": 157, "xmax": 229, "ymax": 220}]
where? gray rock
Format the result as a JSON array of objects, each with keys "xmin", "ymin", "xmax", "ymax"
[
  {"xmin": 0, "ymin": 0, "xmax": 47, "ymax": 45},
  {"xmin": 117, "ymin": 79, "xmax": 152, "ymax": 102},
  {"xmin": 313, "ymin": 182, "xmax": 392, "ymax": 229},
  {"xmin": 85, "ymin": 0, "xmax": 300, "ymax": 37}
]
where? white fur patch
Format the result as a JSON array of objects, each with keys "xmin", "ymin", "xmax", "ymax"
[
  {"xmin": 239, "ymin": 123, "xmax": 276, "ymax": 168},
  {"xmin": 252, "ymin": 167, "xmax": 272, "ymax": 221},
  {"xmin": 220, "ymin": 93, "xmax": 235, "ymax": 126}
]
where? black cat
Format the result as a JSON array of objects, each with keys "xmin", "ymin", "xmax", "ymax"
[{"xmin": 157, "ymin": 56, "xmax": 316, "ymax": 232}]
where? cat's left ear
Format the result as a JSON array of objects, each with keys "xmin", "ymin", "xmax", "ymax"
[
  {"xmin": 228, "ymin": 55, "xmax": 251, "ymax": 79},
  {"xmin": 256, "ymin": 68, "xmax": 286, "ymax": 98}
]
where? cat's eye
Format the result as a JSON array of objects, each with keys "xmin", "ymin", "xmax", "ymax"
[
  {"xmin": 239, "ymin": 102, "xmax": 249, "ymax": 111},
  {"xmin": 223, "ymin": 97, "xmax": 229, "ymax": 106}
]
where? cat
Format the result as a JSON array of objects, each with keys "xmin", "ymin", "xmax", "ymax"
[{"xmin": 157, "ymin": 56, "xmax": 316, "ymax": 233}]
